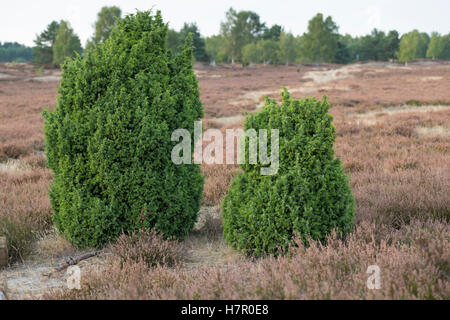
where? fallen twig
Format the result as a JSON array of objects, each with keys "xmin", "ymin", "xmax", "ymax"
[{"xmin": 54, "ymin": 250, "xmax": 102, "ymax": 272}]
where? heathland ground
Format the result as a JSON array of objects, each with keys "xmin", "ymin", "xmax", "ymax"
[{"xmin": 0, "ymin": 60, "xmax": 449, "ymax": 299}]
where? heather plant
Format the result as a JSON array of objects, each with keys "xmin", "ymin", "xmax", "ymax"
[
  {"xmin": 110, "ymin": 230, "xmax": 182, "ymax": 267},
  {"xmin": 43, "ymin": 11, "xmax": 204, "ymax": 248},
  {"xmin": 0, "ymin": 168, "xmax": 52, "ymax": 262},
  {"xmin": 48, "ymin": 218, "xmax": 449, "ymax": 300},
  {"xmin": 222, "ymin": 90, "xmax": 355, "ymax": 256}
]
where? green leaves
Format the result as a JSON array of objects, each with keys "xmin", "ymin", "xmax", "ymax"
[
  {"xmin": 222, "ymin": 92, "xmax": 355, "ymax": 257},
  {"xmin": 52, "ymin": 20, "xmax": 83, "ymax": 67},
  {"xmin": 398, "ymin": 30, "xmax": 430, "ymax": 63},
  {"xmin": 44, "ymin": 10, "xmax": 204, "ymax": 248},
  {"xmin": 302, "ymin": 13, "xmax": 339, "ymax": 63}
]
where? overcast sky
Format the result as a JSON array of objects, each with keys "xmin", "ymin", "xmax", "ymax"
[{"xmin": 1, "ymin": 0, "xmax": 449, "ymax": 47}]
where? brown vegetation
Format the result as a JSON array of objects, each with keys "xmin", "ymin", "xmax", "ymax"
[
  {"xmin": 110, "ymin": 230, "xmax": 182, "ymax": 267},
  {"xmin": 48, "ymin": 219, "xmax": 449, "ymax": 300}
]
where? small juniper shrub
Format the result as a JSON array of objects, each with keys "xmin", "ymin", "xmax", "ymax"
[{"xmin": 222, "ymin": 90, "xmax": 355, "ymax": 256}]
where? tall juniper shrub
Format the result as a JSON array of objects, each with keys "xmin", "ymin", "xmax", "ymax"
[
  {"xmin": 43, "ymin": 11, "xmax": 204, "ymax": 247},
  {"xmin": 222, "ymin": 90, "xmax": 355, "ymax": 256}
]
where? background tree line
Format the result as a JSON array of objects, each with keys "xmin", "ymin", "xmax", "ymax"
[
  {"xmin": 0, "ymin": 42, "xmax": 33, "ymax": 62},
  {"xmin": 3, "ymin": 6, "xmax": 450, "ymax": 66},
  {"xmin": 203, "ymin": 9, "xmax": 450, "ymax": 66}
]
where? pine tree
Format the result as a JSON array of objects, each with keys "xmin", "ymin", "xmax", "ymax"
[{"xmin": 32, "ymin": 21, "xmax": 60, "ymax": 66}]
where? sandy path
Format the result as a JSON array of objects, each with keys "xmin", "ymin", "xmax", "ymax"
[{"xmin": 0, "ymin": 250, "xmax": 110, "ymax": 300}]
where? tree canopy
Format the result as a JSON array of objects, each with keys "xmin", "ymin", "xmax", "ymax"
[
  {"xmin": 301, "ymin": 13, "xmax": 339, "ymax": 63},
  {"xmin": 165, "ymin": 23, "xmax": 207, "ymax": 61},
  {"xmin": 398, "ymin": 30, "xmax": 430, "ymax": 63},
  {"xmin": 33, "ymin": 21, "xmax": 60, "ymax": 65},
  {"xmin": 52, "ymin": 20, "xmax": 83, "ymax": 66},
  {"xmin": 220, "ymin": 8, "xmax": 266, "ymax": 63},
  {"xmin": 425, "ymin": 32, "xmax": 450, "ymax": 60},
  {"xmin": 86, "ymin": 6, "xmax": 122, "ymax": 49},
  {"xmin": 0, "ymin": 42, "xmax": 32, "ymax": 62}
]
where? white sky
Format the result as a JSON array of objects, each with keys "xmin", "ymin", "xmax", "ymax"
[{"xmin": 1, "ymin": 0, "xmax": 449, "ymax": 47}]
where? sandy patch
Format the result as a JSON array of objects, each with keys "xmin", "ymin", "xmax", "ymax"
[
  {"xmin": 29, "ymin": 75, "xmax": 61, "ymax": 82},
  {"xmin": 416, "ymin": 125, "xmax": 450, "ymax": 137},
  {"xmin": 205, "ymin": 74, "xmax": 223, "ymax": 78},
  {"xmin": 209, "ymin": 114, "xmax": 246, "ymax": 125},
  {"xmin": 184, "ymin": 206, "xmax": 241, "ymax": 268},
  {"xmin": 0, "ymin": 263, "xmax": 67, "ymax": 299},
  {"xmin": 229, "ymin": 89, "xmax": 277, "ymax": 106},
  {"xmin": 217, "ymin": 84, "xmax": 350, "ymax": 124},
  {"xmin": 421, "ymin": 76, "xmax": 443, "ymax": 81},
  {"xmin": 212, "ymin": 82, "xmax": 351, "ymax": 125},
  {"xmin": 0, "ymin": 245, "xmax": 108, "ymax": 300},
  {"xmin": 303, "ymin": 65, "xmax": 362, "ymax": 84},
  {"xmin": 353, "ymin": 105, "xmax": 450, "ymax": 125},
  {"xmin": 0, "ymin": 73, "xmax": 12, "ymax": 80},
  {"xmin": 194, "ymin": 70, "xmax": 206, "ymax": 77},
  {"xmin": 386, "ymin": 65, "xmax": 412, "ymax": 70},
  {"xmin": 0, "ymin": 159, "xmax": 31, "ymax": 174},
  {"xmin": 195, "ymin": 70, "xmax": 223, "ymax": 78},
  {"xmin": 288, "ymin": 85, "xmax": 351, "ymax": 94}
]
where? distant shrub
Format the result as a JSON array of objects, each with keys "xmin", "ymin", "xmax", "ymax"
[
  {"xmin": 43, "ymin": 11, "xmax": 204, "ymax": 248},
  {"xmin": 110, "ymin": 230, "xmax": 182, "ymax": 267},
  {"xmin": 222, "ymin": 90, "xmax": 355, "ymax": 256},
  {"xmin": 36, "ymin": 66, "xmax": 43, "ymax": 76}
]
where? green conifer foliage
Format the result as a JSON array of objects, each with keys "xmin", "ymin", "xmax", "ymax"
[
  {"xmin": 43, "ymin": 11, "xmax": 204, "ymax": 247},
  {"xmin": 222, "ymin": 90, "xmax": 354, "ymax": 256}
]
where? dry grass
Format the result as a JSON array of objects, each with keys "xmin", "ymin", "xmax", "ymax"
[
  {"xmin": 200, "ymin": 122, "xmax": 241, "ymax": 205},
  {"xmin": 0, "ymin": 167, "xmax": 53, "ymax": 263},
  {"xmin": 184, "ymin": 206, "xmax": 242, "ymax": 267},
  {"xmin": 0, "ymin": 64, "xmax": 57, "ymax": 264},
  {"xmin": 202, "ymin": 164, "xmax": 239, "ymax": 205},
  {"xmin": 0, "ymin": 65, "xmax": 57, "ymax": 162},
  {"xmin": 416, "ymin": 125, "xmax": 450, "ymax": 138},
  {"xmin": 47, "ymin": 219, "xmax": 449, "ymax": 300},
  {"xmin": 334, "ymin": 108, "xmax": 450, "ymax": 227},
  {"xmin": 33, "ymin": 229, "xmax": 77, "ymax": 261}
]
